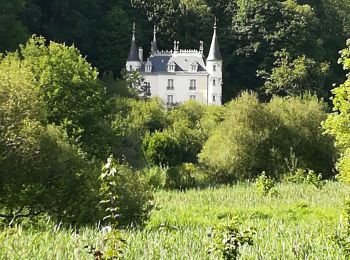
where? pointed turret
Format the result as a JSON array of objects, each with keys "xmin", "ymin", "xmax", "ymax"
[
  {"xmin": 206, "ymin": 18, "xmax": 222, "ymax": 61},
  {"xmin": 127, "ymin": 23, "xmax": 140, "ymax": 62},
  {"xmin": 206, "ymin": 18, "xmax": 223, "ymax": 105},
  {"xmin": 151, "ymin": 25, "xmax": 158, "ymax": 54}
]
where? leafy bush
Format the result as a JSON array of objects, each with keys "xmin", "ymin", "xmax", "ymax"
[
  {"xmin": 142, "ymin": 130, "xmax": 183, "ymax": 167},
  {"xmin": 200, "ymin": 91, "xmax": 335, "ymax": 182},
  {"xmin": 255, "ymin": 172, "xmax": 277, "ymax": 196},
  {"xmin": 284, "ymin": 168, "xmax": 324, "ymax": 188},
  {"xmin": 86, "ymin": 230, "xmax": 127, "ymax": 260},
  {"xmin": 99, "ymin": 156, "xmax": 154, "ymax": 227},
  {"xmin": 111, "ymin": 97, "xmax": 168, "ymax": 167},
  {"xmin": 208, "ymin": 219, "xmax": 255, "ymax": 259},
  {"xmin": 268, "ymin": 94, "xmax": 335, "ymax": 178},
  {"xmin": 199, "ymin": 92, "xmax": 282, "ymax": 181},
  {"xmin": 164, "ymin": 163, "xmax": 200, "ymax": 190},
  {"xmin": 305, "ymin": 170, "xmax": 324, "ymax": 189},
  {"xmin": 143, "ymin": 165, "xmax": 167, "ymax": 190}
]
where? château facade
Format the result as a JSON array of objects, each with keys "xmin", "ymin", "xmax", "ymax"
[{"xmin": 126, "ymin": 20, "xmax": 223, "ymax": 106}]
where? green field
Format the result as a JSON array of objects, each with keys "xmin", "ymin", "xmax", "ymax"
[{"xmin": 1, "ymin": 182, "xmax": 349, "ymax": 259}]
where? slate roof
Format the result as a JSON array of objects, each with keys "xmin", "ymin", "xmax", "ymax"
[
  {"xmin": 127, "ymin": 24, "xmax": 140, "ymax": 62},
  {"xmin": 141, "ymin": 52, "xmax": 207, "ymax": 73},
  {"xmin": 207, "ymin": 21, "xmax": 222, "ymax": 61}
]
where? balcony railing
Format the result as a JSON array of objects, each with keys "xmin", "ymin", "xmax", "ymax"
[{"xmin": 189, "ymin": 86, "xmax": 196, "ymax": 91}]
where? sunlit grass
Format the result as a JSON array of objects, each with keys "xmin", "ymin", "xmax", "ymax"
[{"xmin": 0, "ymin": 182, "xmax": 348, "ymax": 259}]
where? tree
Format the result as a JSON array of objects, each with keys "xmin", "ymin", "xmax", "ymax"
[
  {"xmin": 18, "ymin": 36, "xmax": 108, "ymax": 157},
  {"xmin": 0, "ymin": 53, "xmax": 100, "ymax": 225},
  {"xmin": 0, "ymin": 0, "xmax": 28, "ymax": 52},
  {"xmin": 324, "ymin": 40, "xmax": 350, "ymax": 184},
  {"xmin": 258, "ymin": 50, "xmax": 330, "ymax": 98}
]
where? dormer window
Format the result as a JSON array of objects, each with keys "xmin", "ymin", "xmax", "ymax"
[
  {"xmin": 190, "ymin": 61, "xmax": 198, "ymax": 72},
  {"xmin": 145, "ymin": 61, "xmax": 153, "ymax": 73},
  {"xmin": 168, "ymin": 61, "xmax": 176, "ymax": 72}
]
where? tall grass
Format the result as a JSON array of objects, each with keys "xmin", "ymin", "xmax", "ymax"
[{"xmin": 0, "ymin": 182, "xmax": 348, "ymax": 259}]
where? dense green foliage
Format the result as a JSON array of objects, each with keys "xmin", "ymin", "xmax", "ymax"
[
  {"xmin": 200, "ymin": 92, "xmax": 335, "ymax": 181},
  {"xmin": 324, "ymin": 40, "xmax": 350, "ymax": 185},
  {"xmin": 259, "ymin": 50, "xmax": 330, "ymax": 97},
  {"xmin": 99, "ymin": 157, "xmax": 154, "ymax": 227},
  {"xmin": 1, "ymin": 0, "xmax": 350, "ymax": 100}
]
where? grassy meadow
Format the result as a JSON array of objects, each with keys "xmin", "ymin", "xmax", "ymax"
[{"xmin": 1, "ymin": 182, "xmax": 349, "ymax": 259}]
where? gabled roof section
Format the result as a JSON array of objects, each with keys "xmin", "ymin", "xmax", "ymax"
[
  {"xmin": 207, "ymin": 18, "xmax": 222, "ymax": 61},
  {"xmin": 127, "ymin": 23, "xmax": 140, "ymax": 62}
]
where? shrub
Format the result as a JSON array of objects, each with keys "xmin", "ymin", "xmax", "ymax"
[
  {"xmin": 111, "ymin": 97, "xmax": 168, "ymax": 167},
  {"xmin": 284, "ymin": 168, "xmax": 324, "ymax": 188},
  {"xmin": 165, "ymin": 163, "xmax": 199, "ymax": 190},
  {"xmin": 142, "ymin": 130, "xmax": 182, "ymax": 167},
  {"xmin": 268, "ymin": 94, "xmax": 335, "ymax": 178},
  {"xmin": 200, "ymin": 91, "xmax": 335, "ymax": 182},
  {"xmin": 143, "ymin": 165, "xmax": 167, "ymax": 190},
  {"xmin": 208, "ymin": 219, "xmax": 255, "ymax": 259},
  {"xmin": 86, "ymin": 230, "xmax": 127, "ymax": 260},
  {"xmin": 99, "ymin": 156, "xmax": 154, "ymax": 227},
  {"xmin": 199, "ymin": 92, "xmax": 281, "ymax": 181},
  {"xmin": 305, "ymin": 170, "xmax": 324, "ymax": 189},
  {"xmin": 255, "ymin": 172, "xmax": 277, "ymax": 196}
]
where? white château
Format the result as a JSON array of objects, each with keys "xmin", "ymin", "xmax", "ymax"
[{"xmin": 126, "ymin": 20, "xmax": 223, "ymax": 105}]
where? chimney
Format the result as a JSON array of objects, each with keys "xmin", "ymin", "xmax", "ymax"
[
  {"xmin": 199, "ymin": 41, "xmax": 204, "ymax": 54},
  {"xmin": 138, "ymin": 47, "xmax": 143, "ymax": 62}
]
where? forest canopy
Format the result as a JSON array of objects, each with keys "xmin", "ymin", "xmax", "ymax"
[{"xmin": 1, "ymin": 0, "xmax": 350, "ymax": 101}]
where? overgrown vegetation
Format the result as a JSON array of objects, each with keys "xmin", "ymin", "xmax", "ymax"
[{"xmin": 0, "ymin": 182, "xmax": 348, "ymax": 259}]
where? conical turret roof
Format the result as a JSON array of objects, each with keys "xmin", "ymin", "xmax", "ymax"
[
  {"xmin": 127, "ymin": 23, "xmax": 140, "ymax": 62},
  {"xmin": 207, "ymin": 18, "xmax": 222, "ymax": 61}
]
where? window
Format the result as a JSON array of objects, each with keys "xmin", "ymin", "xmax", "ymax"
[
  {"xmin": 167, "ymin": 95, "xmax": 174, "ymax": 104},
  {"xmin": 167, "ymin": 79, "xmax": 174, "ymax": 90},
  {"xmin": 143, "ymin": 82, "xmax": 151, "ymax": 96},
  {"xmin": 145, "ymin": 64, "xmax": 152, "ymax": 72},
  {"xmin": 129, "ymin": 65, "xmax": 132, "ymax": 71},
  {"xmin": 213, "ymin": 78, "xmax": 216, "ymax": 86},
  {"xmin": 190, "ymin": 62, "xmax": 198, "ymax": 72},
  {"xmin": 213, "ymin": 95, "xmax": 216, "ymax": 102},
  {"xmin": 190, "ymin": 95, "xmax": 196, "ymax": 100},
  {"xmin": 190, "ymin": 79, "xmax": 196, "ymax": 90},
  {"xmin": 213, "ymin": 65, "xmax": 216, "ymax": 72},
  {"xmin": 168, "ymin": 63, "xmax": 175, "ymax": 72}
]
